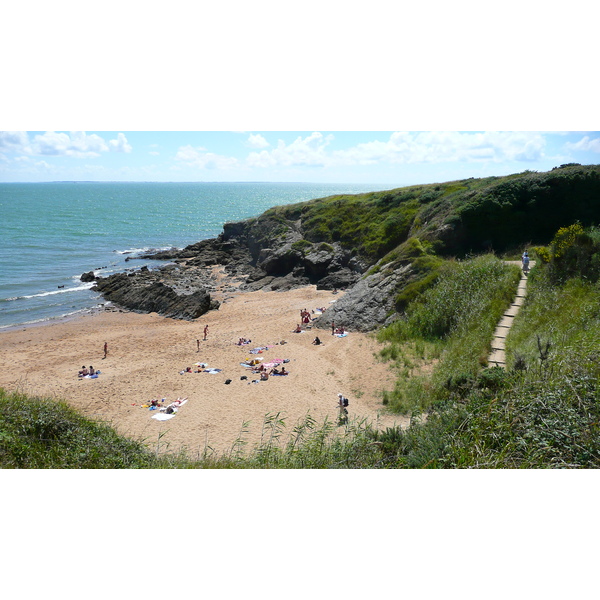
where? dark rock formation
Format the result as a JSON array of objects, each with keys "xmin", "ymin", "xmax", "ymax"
[
  {"xmin": 92, "ymin": 267, "xmax": 219, "ymax": 320},
  {"xmin": 312, "ymin": 263, "xmax": 412, "ymax": 332},
  {"xmin": 93, "ymin": 212, "xmax": 399, "ymax": 328},
  {"xmin": 80, "ymin": 270, "xmax": 97, "ymax": 283}
]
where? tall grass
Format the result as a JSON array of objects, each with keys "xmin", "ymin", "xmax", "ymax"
[
  {"xmin": 372, "ymin": 250, "xmax": 600, "ymax": 468},
  {"xmin": 377, "ymin": 255, "xmax": 521, "ymax": 412},
  {"xmin": 0, "ymin": 389, "xmax": 161, "ymax": 468},
  {"xmin": 0, "ymin": 388, "xmax": 393, "ymax": 469},
  {"xmin": 506, "ymin": 260, "xmax": 600, "ymax": 373}
]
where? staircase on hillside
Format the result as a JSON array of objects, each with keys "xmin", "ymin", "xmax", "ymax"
[{"xmin": 487, "ymin": 261, "xmax": 535, "ymax": 369}]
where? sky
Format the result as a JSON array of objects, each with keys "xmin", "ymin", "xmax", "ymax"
[{"xmin": 1, "ymin": 130, "xmax": 599, "ymax": 185}]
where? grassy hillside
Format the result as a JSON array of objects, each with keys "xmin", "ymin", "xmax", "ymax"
[
  {"xmin": 262, "ymin": 163, "xmax": 600, "ymax": 262},
  {"xmin": 0, "ymin": 390, "xmax": 163, "ymax": 468}
]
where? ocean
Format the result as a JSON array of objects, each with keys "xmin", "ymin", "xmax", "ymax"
[{"xmin": 0, "ymin": 181, "xmax": 392, "ymax": 329}]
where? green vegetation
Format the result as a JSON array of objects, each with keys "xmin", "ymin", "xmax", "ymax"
[
  {"xmin": 377, "ymin": 255, "xmax": 521, "ymax": 413},
  {"xmin": 0, "ymin": 389, "xmax": 162, "ymax": 468},
  {"xmin": 0, "ymin": 390, "xmax": 390, "ymax": 469},
  {"xmin": 262, "ymin": 164, "xmax": 600, "ymax": 263},
  {"xmin": 371, "ymin": 224, "xmax": 600, "ymax": 467}
]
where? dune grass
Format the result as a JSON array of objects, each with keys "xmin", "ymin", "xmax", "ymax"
[
  {"xmin": 377, "ymin": 255, "xmax": 521, "ymax": 413},
  {"xmin": 0, "ymin": 389, "xmax": 162, "ymax": 468}
]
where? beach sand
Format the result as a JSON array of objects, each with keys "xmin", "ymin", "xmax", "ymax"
[{"xmin": 0, "ymin": 284, "xmax": 408, "ymax": 458}]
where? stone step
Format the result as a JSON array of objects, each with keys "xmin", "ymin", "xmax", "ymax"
[
  {"xmin": 487, "ymin": 261, "xmax": 535, "ymax": 368},
  {"xmin": 488, "ymin": 348, "xmax": 506, "ymax": 364},
  {"xmin": 497, "ymin": 316, "xmax": 514, "ymax": 328},
  {"xmin": 492, "ymin": 327, "xmax": 510, "ymax": 336}
]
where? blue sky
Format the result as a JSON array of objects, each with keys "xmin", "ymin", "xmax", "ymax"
[
  {"xmin": 1, "ymin": 131, "xmax": 599, "ymax": 185},
  {"xmin": 3, "ymin": 4, "xmax": 597, "ymax": 187}
]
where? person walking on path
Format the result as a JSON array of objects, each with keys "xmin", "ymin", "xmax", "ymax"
[
  {"xmin": 522, "ymin": 251, "xmax": 530, "ymax": 273},
  {"xmin": 103, "ymin": 341, "xmax": 108, "ymax": 359},
  {"xmin": 203, "ymin": 324, "xmax": 209, "ymax": 341}
]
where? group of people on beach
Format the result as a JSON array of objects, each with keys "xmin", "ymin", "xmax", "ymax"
[
  {"xmin": 331, "ymin": 322, "xmax": 345, "ymax": 335},
  {"xmin": 78, "ymin": 365, "xmax": 96, "ymax": 377}
]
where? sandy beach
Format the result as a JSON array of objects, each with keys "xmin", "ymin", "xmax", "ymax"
[{"xmin": 0, "ymin": 281, "xmax": 407, "ymax": 458}]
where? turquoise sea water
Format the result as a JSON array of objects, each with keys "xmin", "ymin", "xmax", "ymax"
[{"xmin": 0, "ymin": 182, "xmax": 392, "ymax": 329}]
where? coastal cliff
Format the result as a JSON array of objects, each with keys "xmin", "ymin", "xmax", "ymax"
[{"xmin": 91, "ymin": 164, "xmax": 600, "ymax": 327}]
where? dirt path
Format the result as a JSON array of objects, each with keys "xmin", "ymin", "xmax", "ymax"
[{"xmin": 487, "ymin": 260, "xmax": 535, "ymax": 368}]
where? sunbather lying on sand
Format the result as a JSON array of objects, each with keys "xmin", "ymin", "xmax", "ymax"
[
  {"xmin": 161, "ymin": 397, "xmax": 188, "ymax": 414},
  {"xmin": 270, "ymin": 366, "xmax": 288, "ymax": 375}
]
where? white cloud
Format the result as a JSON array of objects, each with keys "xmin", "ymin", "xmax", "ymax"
[
  {"xmin": 174, "ymin": 145, "xmax": 239, "ymax": 170},
  {"xmin": 8, "ymin": 131, "xmax": 134, "ymax": 158},
  {"xmin": 246, "ymin": 132, "xmax": 333, "ymax": 168},
  {"xmin": 149, "ymin": 151, "xmax": 160, "ymax": 156},
  {"xmin": 0, "ymin": 131, "xmax": 30, "ymax": 150},
  {"xmin": 566, "ymin": 135, "xmax": 600, "ymax": 153},
  {"xmin": 108, "ymin": 132, "xmax": 132, "ymax": 153},
  {"xmin": 32, "ymin": 131, "xmax": 108, "ymax": 157},
  {"xmin": 331, "ymin": 131, "xmax": 546, "ymax": 165},
  {"xmin": 246, "ymin": 133, "xmax": 270, "ymax": 149}
]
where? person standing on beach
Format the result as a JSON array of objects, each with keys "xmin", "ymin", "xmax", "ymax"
[
  {"xmin": 197, "ymin": 339, "xmax": 200, "ymax": 351},
  {"xmin": 331, "ymin": 321, "xmax": 335, "ymax": 336},
  {"xmin": 103, "ymin": 341, "xmax": 108, "ymax": 359},
  {"xmin": 203, "ymin": 324, "xmax": 209, "ymax": 341},
  {"xmin": 337, "ymin": 393, "xmax": 349, "ymax": 425}
]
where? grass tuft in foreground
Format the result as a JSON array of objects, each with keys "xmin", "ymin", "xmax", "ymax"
[{"xmin": 0, "ymin": 389, "xmax": 162, "ymax": 468}]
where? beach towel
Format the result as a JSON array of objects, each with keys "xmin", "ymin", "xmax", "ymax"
[
  {"xmin": 151, "ymin": 398, "xmax": 187, "ymax": 420},
  {"xmin": 203, "ymin": 368, "xmax": 222, "ymax": 374},
  {"xmin": 336, "ymin": 333, "xmax": 348, "ymax": 338},
  {"xmin": 152, "ymin": 412, "xmax": 177, "ymax": 421},
  {"xmin": 263, "ymin": 359, "xmax": 285, "ymax": 368}
]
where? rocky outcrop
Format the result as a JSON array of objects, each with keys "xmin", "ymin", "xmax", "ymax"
[
  {"xmin": 80, "ymin": 270, "xmax": 97, "ymax": 283},
  {"xmin": 94, "ymin": 212, "xmax": 391, "ymax": 327},
  {"xmin": 141, "ymin": 214, "xmax": 366, "ymax": 293},
  {"xmin": 92, "ymin": 267, "xmax": 219, "ymax": 320},
  {"xmin": 312, "ymin": 263, "xmax": 413, "ymax": 332}
]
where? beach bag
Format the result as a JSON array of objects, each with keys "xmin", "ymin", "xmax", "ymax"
[
  {"xmin": 343, "ymin": 397, "xmax": 349, "ymax": 407},
  {"xmin": 225, "ymin": 379, "xmax": 232, "ymax": 384}
]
